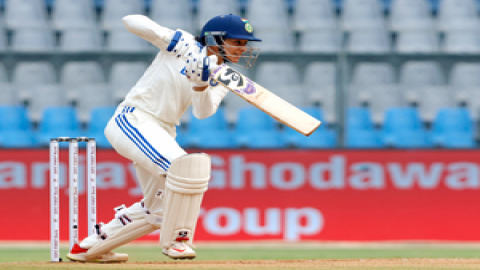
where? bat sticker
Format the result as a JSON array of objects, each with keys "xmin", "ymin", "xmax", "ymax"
[{"xmin": 212, "ymin": 65, "xmax": 257, "ymax": 95}]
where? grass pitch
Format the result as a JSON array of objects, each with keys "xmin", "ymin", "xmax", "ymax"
[{"xmin": 1, "ymin": 242, "xmax": 480, "ymax": 269}]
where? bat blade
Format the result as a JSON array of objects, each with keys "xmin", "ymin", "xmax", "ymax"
[{"xmin": 211, "ymin": 64, "xmax": 321, "ymax": 136}]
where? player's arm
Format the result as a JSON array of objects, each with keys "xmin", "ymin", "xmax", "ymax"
[{"xmin": 122, "ymin": 15, "xmax": 199, "ymax": 58}]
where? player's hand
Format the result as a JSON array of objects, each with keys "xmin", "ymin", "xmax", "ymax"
[
  {"xmin": 185, "ymin": 53, "xmax": 214, "ymax": 87},
  {"xmin": 166, "ymin": 30, "xmax": 202, "ymax": 59}
]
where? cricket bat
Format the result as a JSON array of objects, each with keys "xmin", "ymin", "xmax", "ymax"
[{"xmin": 137, "ymin": 18, "xmax": 322, "ymax": 136}]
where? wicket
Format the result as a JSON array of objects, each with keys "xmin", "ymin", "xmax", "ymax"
[{"xmin": 49, "ymin": 137, "xmax": 97, "ymax": 262}]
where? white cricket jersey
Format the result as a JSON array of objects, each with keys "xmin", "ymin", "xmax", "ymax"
[
  {"xmin": 119, "ymin": 15, "xmax": 229, "ymax": 137},
  {"xmin": 118, "ymin": 50, "xmax": 229, "ymax": 136}
]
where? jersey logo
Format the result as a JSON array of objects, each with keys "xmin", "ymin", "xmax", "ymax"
[{"xmin": 180, "ymin": 67, "xmax": 186, "ymax": 75}]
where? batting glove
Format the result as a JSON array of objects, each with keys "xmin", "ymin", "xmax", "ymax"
[
  {"xmin": 185, "ymin": 54, "xmax": 217, "ymax": 88},
  {"xmin": 166, "ymin": 30, "xmax": 202, "ymax": 59}
]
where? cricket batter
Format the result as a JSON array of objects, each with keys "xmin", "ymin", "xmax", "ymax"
[{"xmin": 66, "ymin": 14, "xmax": 261, "ymax": 262}]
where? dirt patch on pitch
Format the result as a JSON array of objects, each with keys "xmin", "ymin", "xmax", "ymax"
[{"xmin": 4, "ymin": 259, "xmax": 480, "ymax": 269}]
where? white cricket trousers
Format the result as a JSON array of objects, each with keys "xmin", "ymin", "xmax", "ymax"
[{"xmin": 80, "ymin": 106, "xmax": 187, "ymax": 249}]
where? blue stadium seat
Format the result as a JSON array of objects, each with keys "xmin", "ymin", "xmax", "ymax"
[
  {"xmin": 345, "ymin": 107, "xmax": 381, "ymax": 148},
  {"xmin": 430, "ymin": 0, "xmax": 440, "ymax": 13},
  {"xmin": 175, "ymin": 129, "xmax": 190, "ymax": 148},
  {"xmin": 383, "ymin": 107, "xmax": 422, "ymax": 133},
  {"xmin": 346, "ymin": 107, "xmax": 374, "ymax": 130},
  {"xmin": 86, "ymin": 106, "xmax": 117, "ymax": 148},
  {"xmin": 283, "ymin": 107, "xmax": 333, "ymax": 148},
  {"xmin": 382, "ymin": 107, "xmax": 431, "ymax": 148},
  {"xmin": 188, "ymin": 108, "xmax": 228, "ymax": 132},
  {"xmin": 441, "ymin": 132, "xmax": 476, "ymax": 148},
  {"xmin": 0, "ymin": 106, "xmax": 30, "ymax": 131},
  {"xmin": 431, "ymin": 108, "xmax": 475, "ymax": 148},
  {"xmin": 346, "ymin": 129, "xmax": 381, "ymax": 148},
  {"xmin": 236, "ymin": 130, "xmax": 286, "ymax": 149},
  {"xmin": 187, "ymin": 130, "xmax": 235, "ymax": 148},
  {"xmin": 235, "ymin": 107, "xmax": 276, "ymax": 132},
  {"xmin": 0, "ymin": 130, "xmax": 36, "ymax": 148},
  {"xmin": 0, "ymin": 106, "xmax": 35, "ymax": 148},
  {"xmin": 296, "ymin": 129, "xmax": 337, "ymax": 148},
  {"xmin": 36, "ymin": 106, "xmax": 82, "ymax": 147}
]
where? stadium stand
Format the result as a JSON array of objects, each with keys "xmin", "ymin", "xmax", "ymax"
[{"xmin": 0, "ymin": 0, "xmax": 479, "ymax": 148}]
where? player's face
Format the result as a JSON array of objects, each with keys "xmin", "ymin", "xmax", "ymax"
[{"xmin": 223, "ymin": 39, "xmax": 248, "ymax": 63}]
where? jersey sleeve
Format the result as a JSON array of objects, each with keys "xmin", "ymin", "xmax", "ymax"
[
  {"xmin": 122, "ymin": 15, "xmax": 193, "ymax": 51},
  {"xmin": 191, "ymin": 83, "xmax": 229, "ymax": 119}
]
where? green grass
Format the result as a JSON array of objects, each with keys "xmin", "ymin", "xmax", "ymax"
[
  {"xmin": 1, "ymin": 245, "xmax": 480, "ymax": 262},
  {"xmin": 2, "ymin": 244, "xmax": 480, "ymax": 270}
]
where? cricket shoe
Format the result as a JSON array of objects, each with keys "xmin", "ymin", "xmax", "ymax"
[
  {"xmin": 162, "ymin": 242, "xmax": 196, "ymax": 260},
  {"xmin": 66, "ymin": 243, "xmax": 128, "ymax": 263}
]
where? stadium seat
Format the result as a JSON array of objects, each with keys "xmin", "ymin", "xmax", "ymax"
[
  {"xmin": 389, "ymin": 0, "xmax": 434, "ymax": 31},
  {"xmin": 431, "ymin": 108, "xmax": 474, "ymax": 148},
  {"xmin": 52, "ymin": 0, "xmax": 97, "ymax": 30},
  {"xmin": 383, "ymin": 107, "xmax": 423, "ymax": 132},
  {"xmin": 0, "ymin": 106, "xmax": 35, "ymax": 147},
  {"xmin": 60, "ymin": 29, "xmax": 103, "ymax": 52},
  {"xmin": 36, "ymin": 106, "xmax": 82, "ymax": 147},
  {"xmin": 13, "ymin": 61, "xmax": 56, "ymax": 86},
  {"xmin": 235, "ymin": 107, "xmax": 276, "ymax": 132},
  {"xmin": 305, "ymin": 85, "xmax": 336, "ymax": 123},
  {"xmin": 346, "ymin": 129, "xmax": 381, "ymax": 148},
  {"xmin": 383, "ymin": 129, "xmax": 432, "ymax": 148},
  {"xmin": 304, "ymin": 62, "xmax": 336, "ymax": 87},
  {"xmin": 150, "ymin": 0, "xmax": 193, "ymax": 34},
  {"xmin": 449, "ymin": 63, "xmax": 480, "ymax": 88},
  {"xmin": 0, "ymin": 130, "xmax": 36, "ymax": 148},
  {"xmin": 0, "ymin": 106, "xmax": 30, "ymax": 131},
  {"xmin": 107, "ymin": 28, "xmax": 150, "ymax": 52},
  {"xmin": 341, "ymin": 0, "xmax": 385, "ymax": 31},
  {"xmin": 395, "ymin": 30, "xmax": 439, "ymax": 53},
  {"xmin": 235, "ymin": 130, "xmax": 286, "ymax": 149},
  {"xmin": 346, "ymin": 107, "xmax": 374, "ymax": 130},
  {"xmin": 443, "ymin": 31, "xmax": 480, "ymax": 54},
  {"xmin": 5, "ymin": 0, "xmax": 48, "ymax": 29},
  {"xmin": 0, "ymin": 28, "xmax": 6, "ymax": 51},
  {"xmin": 61, "ymin": 61, "xmax": 105, "ymax": 86},
  {"xmin": 223, "ymin": 93, "xmax": 251, "ymax": 124},
  {"xmin": 0, "ymin": 84, "xmax": 18, "ymax": 106},
  {"xmin": 246, "ymin": 0, "xmax": 289, "ymax": 30},
  {"xmin": 293, "ymin": 0, "xmax": 337, "ymax": 31},
  {"xmin": 296, "ymin": 129, "xmax": 337, "ymax": 148},
  {"xmin": 70, "ymin": 84, "xmax": 113, "ymax": 123},
  {"xmin": 0, "ymin": 63, "xmax": 7, "ymax": 83},
  {"xmin": 29, "ymin": 85, "xmax": 67, "ymax": 123},
  {"xmin": 187, "ymin": 129, "xmax": 235, "ymax": 149},
  {"xmin": 283, "ymin": 107, "xmax": 336, "ymax": 148},
  {"xmin": 399, "ymin": 61, "xmax": 444, "ymax": 87},
  {"xmin": 11, "ymin": 29, "xmax": 54, "ymax": 52},
  {"xmin": 86, "ymin": 106, "xmax": 116, "ymax": 148},
  {"xmin": 382, "ymin": 107, "xmax": 431, "ymax": 148},
  {"xmin": 347, "ymin": 30, "xmax": 391, "ymax": 53},
  {"xmin": 299, "ymin": 30, "xmax": 342, "ymax": 53},
  {"xmin": 188, "ymin": 107, "xmax": 228, "ymax": 132},
  {"xmin": 351, "ymin": 62, "xmax": 395, "ymax": 85},
  {"xmin": 196, "ymin": 0, "xmax": 238, "ymax": 30},
  {"xmin": 437, "ymin": 0, "xmax": 479, "ymax": 31},
  {"xmin": 101, "ymin": 0, "xmax": 144, "ymax": 30},
  {"xmin": 110, "ymin": 61, "xmax": 148, "ymax": 102},
  {"xmin": 252, "ymin": 29, "xmax": 295, "ymax": 53},
  {"xmin": 369, "ymin": 84, "xmax": 405, "ymax": 124},
  {"xmin": 255, "ymin": 61, "xmax": 300, "ymax": 87},
  {"xmin": 0, "ymin": 108, "xmax": 35, "ymax": 148},
  {"xmin": 417, "ymin": 86, "xmax": 453, "ymax": 122}
]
